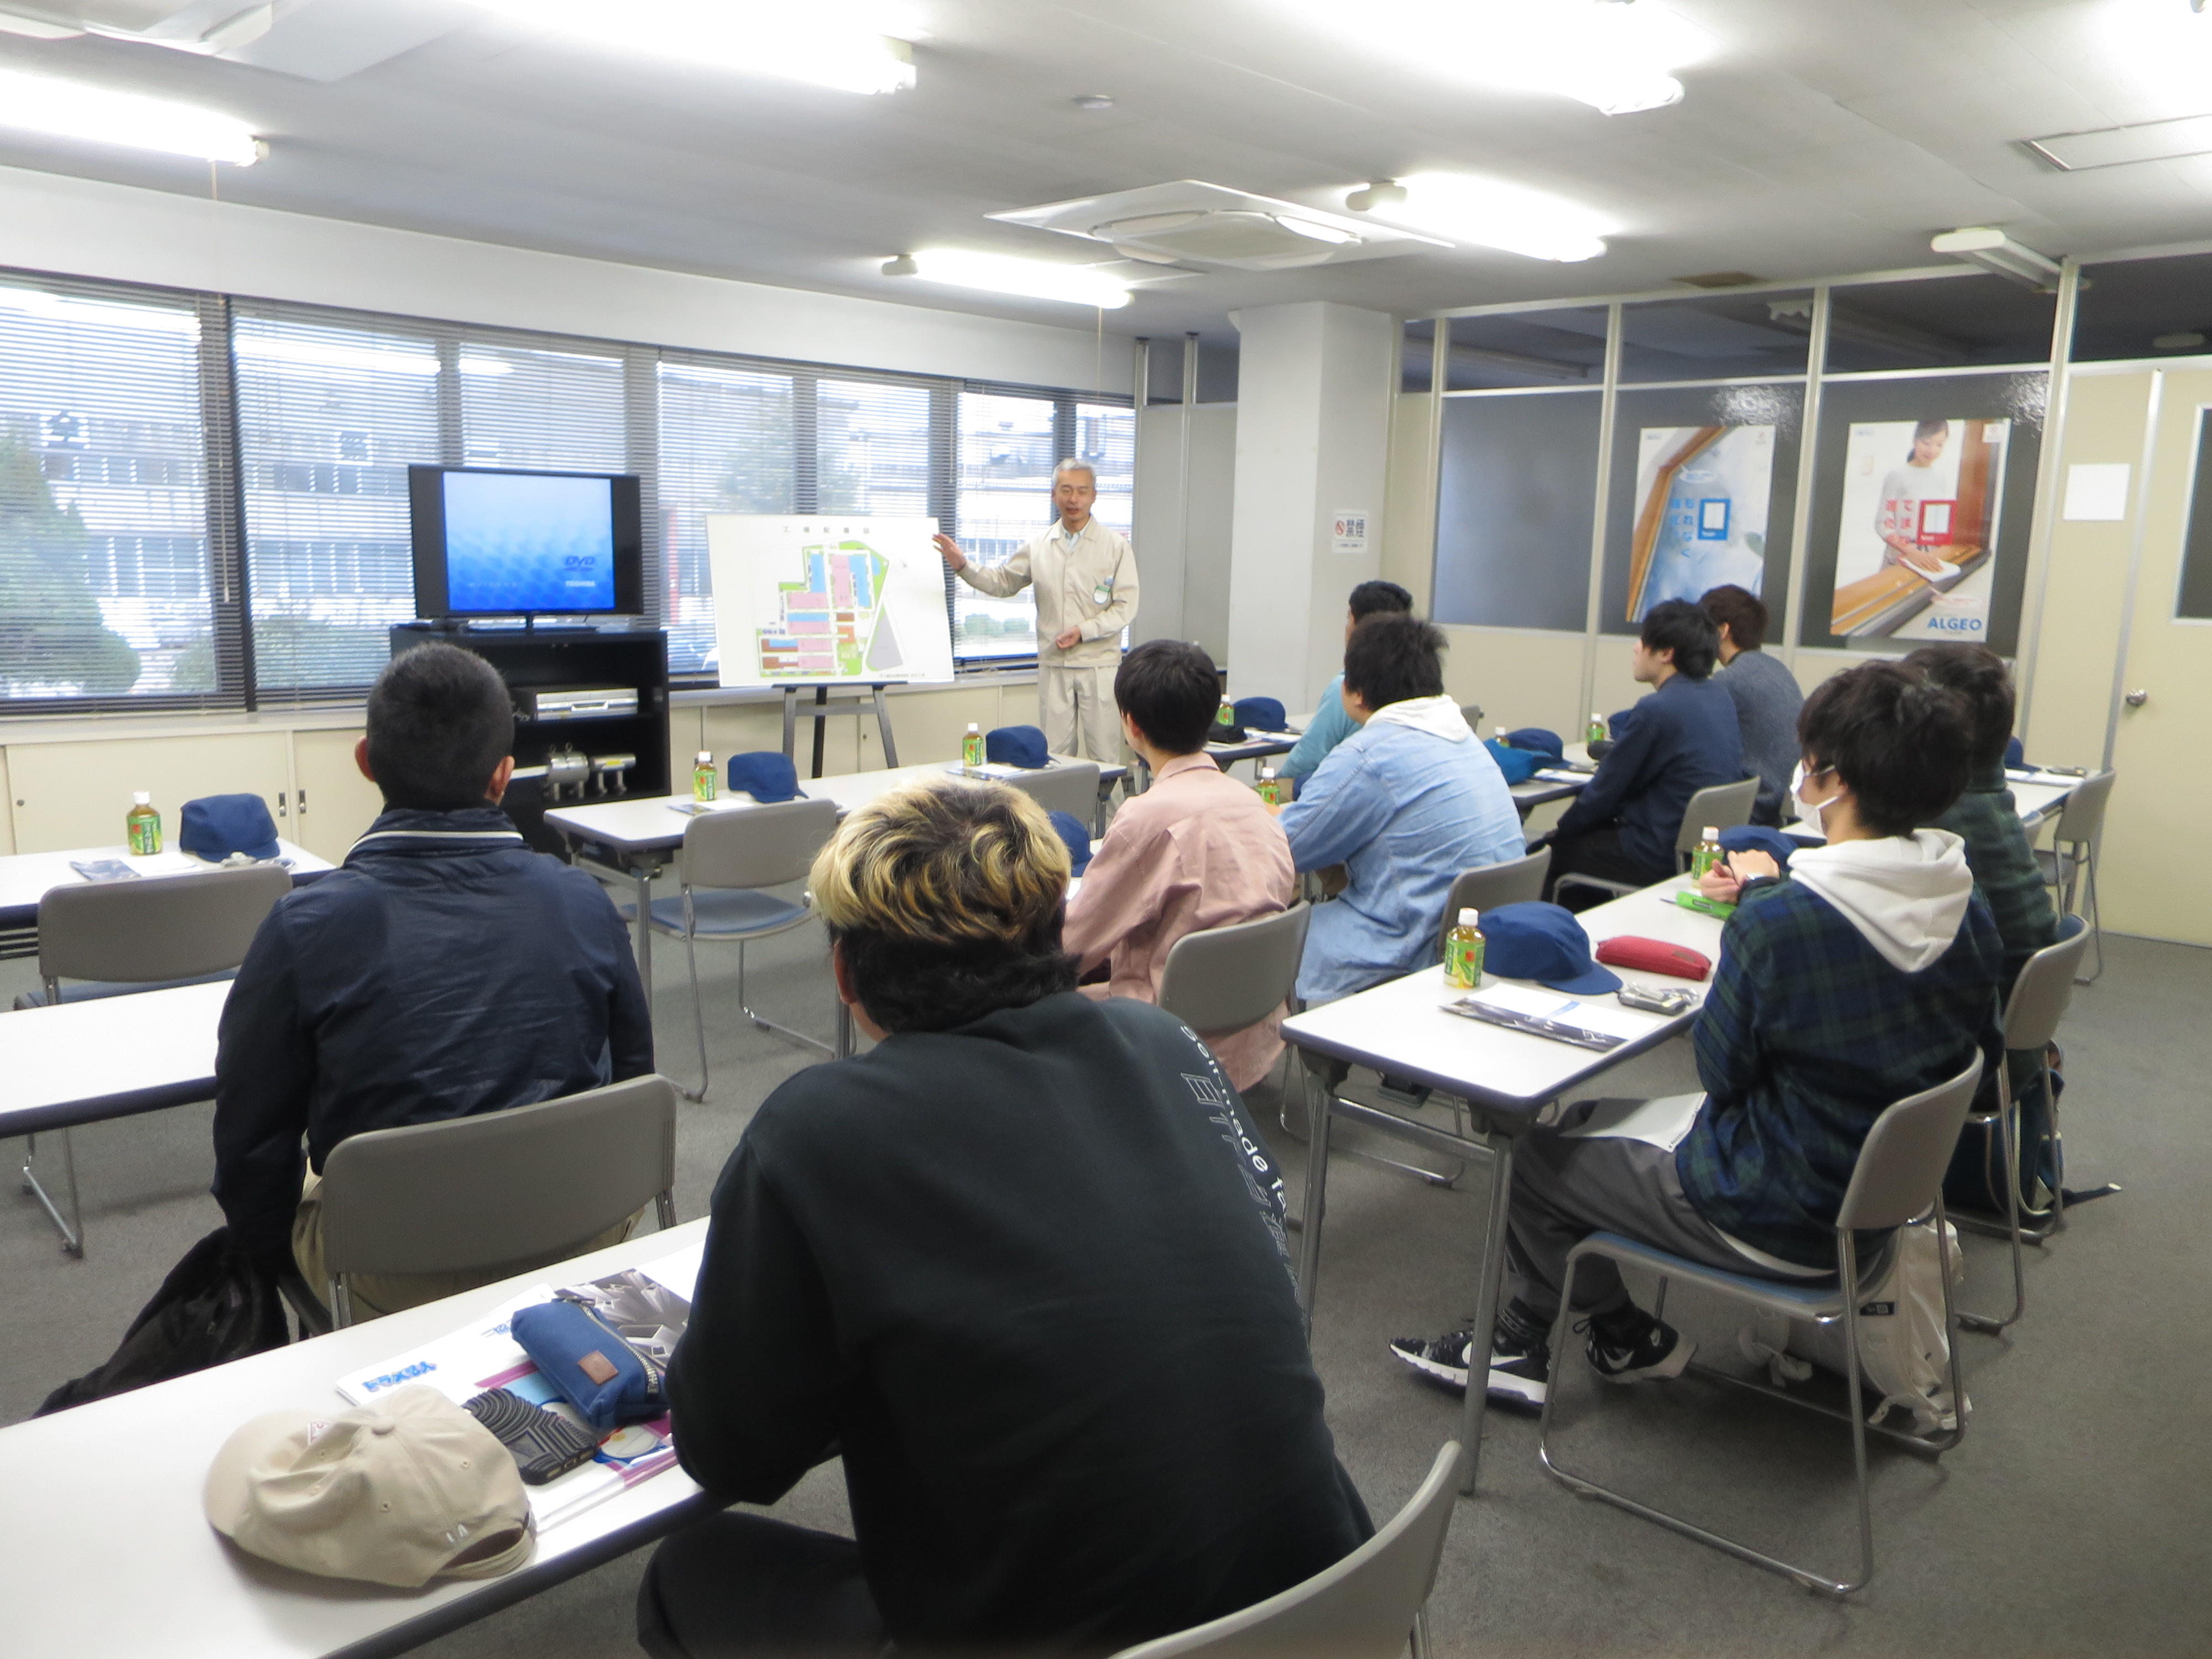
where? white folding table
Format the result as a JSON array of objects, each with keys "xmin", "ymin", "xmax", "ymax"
[
  {"xmin": 1282, "ymin": 874, "xmax": 1728, "ymax": 1495},
  {"xmin": 0, "ymin": 1220, "xmax": 714, "ymax": 1659},
  {"xmin": 0, "ymin": 839, "xmax": 333, "ymax": 961}
]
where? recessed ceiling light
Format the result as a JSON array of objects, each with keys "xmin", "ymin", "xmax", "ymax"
[
  {"xmin": 0, "ymin": 66, "xmax": 263, "ymax": 165},
  {"xmin": 1073, "ymin": 93, "xmax": 1115, "ymax": 111},
  {"xmin": 1350, "ymin": 172, "xmax": 1614, "ymax": 263},
  {"xmin": 472, "ymin": 0, "xmax": 919, "ymax": 95},
  {"xmin": 884, "ymin": 251, "xmax": 1132, "ymax": 309},
  {"xmin": 1271, "ymin": 0, "xmax": 1705, "ymax": 114}
]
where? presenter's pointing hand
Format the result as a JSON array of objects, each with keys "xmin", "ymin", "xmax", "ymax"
[{"xmin": 932, "ymin": 533, "xmax": 967, "ymax": 571}]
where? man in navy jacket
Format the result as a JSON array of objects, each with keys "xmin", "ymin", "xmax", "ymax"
[
  {"xmin": 1540, "ymin": 599, "xmax": 1746, "ymax": 906},
  {"xmin": 212, "ymin": 642, "xmax": 651, "ymax": 1316}
]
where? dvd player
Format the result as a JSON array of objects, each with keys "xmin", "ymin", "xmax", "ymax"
[{"xmin": 529, "ymin": 686, "xmax": 639, "ymax": 722}]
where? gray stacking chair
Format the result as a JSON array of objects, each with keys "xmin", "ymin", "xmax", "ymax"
[
  {"xmin": 644, "ymin": 797, "xmax": 841, "ymax": 1100},
  {"xmin": 1957, "ymin": 914, "xmax": 2093, "ymax": 1333},
  {"xmin": 17, "ymin": 864, "xmax": 291, "ymax": 1256},
  {"xmin": 297, "ymin": 1073, "xmax": 680, "ymax": 1330},
  {"xmin": 1001, "ymin": 760, "xmax": 1103, "ymax": 826},
  {"xmin": 1108, "ymin": 1441, "xmax": 1461, "ymax": 1659},
  {"xmin": 2034, "ymin": 770, "xmax": 2112, "ymax": 984},
  {"xmin": 1434, "ymin": 846, "xmax": 1552, "ymax": 957},
  {"xmin": 1156, "ymin": 903, "xmax": 1312, "ymax": 1071},
  {"xmin": 1553, "ymin": 775, "xmax": 1759, "ymax": 907},
  {"xmin": 1538, "ymin": 1056, "xmax": 1984, "ymax": 1598}
]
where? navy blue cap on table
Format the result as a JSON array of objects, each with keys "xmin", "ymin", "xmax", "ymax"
[
  {"xmin": 1504, "ymin": 727, "xmax": 1565, "ymax": 761},
  {"xmin": 1232, "ymin": 696, "xmax": 1286, "ymax": 734},
  {"xmin": 1717, "ymin": 825, "xmax": 1795, "ymax": 868},
  {"xmin": 726, "ymin": 752, "xmax": 801, "ymax": 803},
  {"xmin": 1479, "ymin": 901, "xmax": 1623, "ymax": 995},
  {"xmin": 1046, "ymin": 810, "xmax": 1094, "ymax": 874},
  {"xmin": 985, "ymin": 725, "xmax": 1051, "ymax": 769},
  {"xmin": 180, "ymin": 794, "xmax": 281, "ymax": 862},
  {"xmin": 1482, "ymin": 740, "xmax": 1541, "ymax": 784}
]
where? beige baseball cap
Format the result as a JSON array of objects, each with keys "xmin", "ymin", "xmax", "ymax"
[{"xmin": 204, "ymin": 1385, "xmax": 534, "ymax": 1588}]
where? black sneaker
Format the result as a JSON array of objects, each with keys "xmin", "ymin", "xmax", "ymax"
[
  {"xmin": 1390, "ymin": 1301, "xmax": 1552, "ymax": 1410},
  {"xmin": 1581, "ymin": 1305, "xmax": 1694, "ymax": 1384}
]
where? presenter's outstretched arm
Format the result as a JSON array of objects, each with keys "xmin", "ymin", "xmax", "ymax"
[{"xmin": 932, "ymin": 533, "xmax": 968, "ymax": 573}]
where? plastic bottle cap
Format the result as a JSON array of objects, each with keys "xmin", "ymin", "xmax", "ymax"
[
  {"xmin": 967, "ymin": 722, "xmax": 979, "ymax": 732},
  {"xmin": 1703, "ymin": 826, "xmax": 1719, "ymax": 838},
  {"xmin": 1458, "ymin": 908, "xmax": 1479, "ymax": 926},
  {"xmin": 695, "ymin": 752, "xmax": 712, "ymax": 764},
  {"xmin": 133, "ymin": 791, "xmax": 150, "ymax": 805}
]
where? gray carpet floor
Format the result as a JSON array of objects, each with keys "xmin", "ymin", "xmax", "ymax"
[{"xmin": 2, "ymin": 919, "xmax": 2201, "ymax": 1657}]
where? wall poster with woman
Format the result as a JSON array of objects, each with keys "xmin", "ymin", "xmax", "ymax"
[{"xmin": 1828, "ymin": 416, "xmax": 2010, "ymax": 640}]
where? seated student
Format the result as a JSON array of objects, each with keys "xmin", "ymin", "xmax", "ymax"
[
  {"xmin": 1279, "ymin": 578, "xmax": 1415, "ymax": 787},
  {"xmin": 1901, "ymin": 643, "xmax": 2058, "ymax": 993},
  {"xmin": 1701, "ymin": 583, "xmax": 1802, "ymax": 827},
  {"xmin": 211, "ymin": 643, "xmax": 652, "ymax": 1317},
  {"xmin": 641, "ymin": 781, "xmax": 1370, "ymax": 1658},
  {"xmin": 1064, "ymin": 639, "xmax": 1296, "ymax": 1090},
  {"xmin": 1394, "ymin": 663, "xmax": 2002, "ymax": 1407},
  {"xmin": 1275, "ymin": 613, "xmax": 1524, "ymax": 1003},
  {"xmin": 1539, "ymin": 599, "xmax": 1745, "ymax": 906}
]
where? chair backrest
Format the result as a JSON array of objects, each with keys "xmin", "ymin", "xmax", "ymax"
[
  {"xmin": 318, "ymin": 1074, "xmax": 678, "ymax": 1280},
  {"xmin": 37, "ymin": 864, "xmax": 291, "ymax": 985},
  {"xmin": 1109, "ymin": 1442, "xmax": 1462, "ymax": 1659},
  {"xmin": 2053, "ymin": 769, "xmax": 2114, "ymax": 847},
  {"xmin": 1156, "ymin": 904, "xmax": 1312, "ymax": 1039},
  {"xmin": 1834, "ymin": 1056, "xmax": 1984, "ymax": 1232},
  {"xmin": 1458, "ymin": 702, "xmax": 1484, "ymax": 732},
  {"xmin": 1673, "ymin": 776, "xmax": 1760, "ymax": 856},
  {"xmin": 2003, "ymin": 912, "xmax": 2090, "ymax": 1052},
  {"xmin": 1436, "ymin": 847, "xmax": 1552, "ymax": 955},
  {"xmin": 1003, "ymin": 761, "xmax": 1101, "ymax": 822},
  {"xmin": 681, "ymin": 796, "xmax": 837, "ymax": 891}
]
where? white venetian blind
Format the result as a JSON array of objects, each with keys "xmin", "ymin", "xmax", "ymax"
[{"xmin": 952, "ymin": 389, "xmax": 1056, "ymax": 660}]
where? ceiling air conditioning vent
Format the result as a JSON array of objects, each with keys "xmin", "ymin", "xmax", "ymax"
[{"xmin": 992, "ymin": 181, "xmax": 1445, "ymax": 272}]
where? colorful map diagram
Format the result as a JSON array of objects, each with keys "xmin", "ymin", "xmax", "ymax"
[{"xmin": 754, "ymin": 539, "xmax": 904, "ymax": 680}]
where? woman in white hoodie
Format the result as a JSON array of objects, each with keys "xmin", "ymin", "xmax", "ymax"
[{"xmin": 1393, "ymin": 662, "xmax": 2002, "ymax": 1411}]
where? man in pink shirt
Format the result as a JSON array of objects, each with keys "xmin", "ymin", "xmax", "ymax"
[{"xmin": 1064, "ymin": 640, "xmax": 1296, "ymax": 1091}]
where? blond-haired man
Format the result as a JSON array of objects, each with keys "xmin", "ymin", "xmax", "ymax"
[{"xmin": 643, "ymin": 780, "xmax": 1368, "ymax": 1658}]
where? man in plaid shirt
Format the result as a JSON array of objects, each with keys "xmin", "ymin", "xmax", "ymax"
[{"xmin": 1394, "ymin": 662, "xmax": 2002, "ymax": 1410}]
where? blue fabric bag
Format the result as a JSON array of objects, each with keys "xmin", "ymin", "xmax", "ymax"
[
  {"xmin": 179, "ymin": 795, "xmax": 280, "ymax": 862},
  {"xmin": 727, "ymin": 751, "xmax": 801, "ymax": 802},
  {"xmin": 1483, "ymin": 739, "xmax": 1541, "ymax": 784},
  {"xmin": 511, "ymin": 1295, "xmax": 667, "ymax": 1432}
]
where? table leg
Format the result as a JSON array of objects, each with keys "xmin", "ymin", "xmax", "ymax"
[
  {"xmin": 1457, "ymin": 1133, "xmax": 1515, "ymax": 1496},
  {"xmin": 1296, "ymin": 1066, "xmax": 1333, "ymax": 1338},
  {"xmin": 633, "ymin": 862, "xmax": 654, "ymax": 1006}
]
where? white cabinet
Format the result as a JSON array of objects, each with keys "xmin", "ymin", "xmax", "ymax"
[
  {"xmin": 292, "ymin": 728, "xmax": 383, "ymax": 863},
  {"xmin": 5, "ymin": 732, "xmax": 292, "ymax": 854}
]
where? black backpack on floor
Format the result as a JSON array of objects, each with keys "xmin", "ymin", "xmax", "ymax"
[{"xmin": 36, "ymin": 1227, "xmax": 290, "ymax": 1416}]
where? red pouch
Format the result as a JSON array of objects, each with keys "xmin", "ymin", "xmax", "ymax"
[{"xmin": 1595, "ymin": 936, "xmax": 1711, "ymax": 982}]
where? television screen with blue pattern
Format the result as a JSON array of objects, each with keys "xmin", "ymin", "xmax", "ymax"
[{"xmin": 409, "ymin": 465, "xmax": 644, "ymax": 618}]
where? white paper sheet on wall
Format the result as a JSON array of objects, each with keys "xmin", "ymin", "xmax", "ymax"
[{"xmin": 2063, "ymin": 463, "xmax": 2131, "ymax": 521}]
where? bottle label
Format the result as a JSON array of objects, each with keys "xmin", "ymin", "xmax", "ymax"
[
  {"xmin": 1215, "ymin": 703, "xmax": 1233, "ymax": 726},
  {"xmin": 128, "ymin": 814, "xmax": 160, "ymax": 856},
  {"xmin": 1691, "ymin": 842, "xmax": 1720, "ymax": 879},
  {"xmin": 1445, "ymin": 933, "xmax": 1484, "ymax": 990},
  {"xmin": 693, "ymin": 768, "xmax": 717, "ymax": 802},
  {"xmin": 962, "ymin": 735, "xmax": 983, "ymax": 766},
  {"xmin": 1256, "ymin": 776, "xmax": 1282, "ymax": 807}
]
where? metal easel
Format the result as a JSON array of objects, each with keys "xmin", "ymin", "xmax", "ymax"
[{"xmin": 780, "ymin": 683, "xmax": 901, "ymax": 778}]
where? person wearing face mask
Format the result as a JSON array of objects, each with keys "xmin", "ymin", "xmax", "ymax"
[{"xmin": 1391, "ymin": 661, "xmax": 2002, "ymax": 1411}]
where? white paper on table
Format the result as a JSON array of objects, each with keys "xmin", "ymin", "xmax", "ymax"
[
  {"xmin": 1463, "ymin": 984, "xmax": 1655, "ymax": 1041},
  {"xmin": 1559, "ymin": 1092, "xmax": 1707, "ymax": 1151},
  {"xmin": 639, "ymin": 1240, "xmax": 706, "ymax": 1301}
]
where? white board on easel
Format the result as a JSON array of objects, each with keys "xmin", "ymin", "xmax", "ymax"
[{"xmin": 705, "ymin": 514, "xmax": 954, "ymax": 689}]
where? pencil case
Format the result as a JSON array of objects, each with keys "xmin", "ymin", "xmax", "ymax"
[{"xmin": 510, "ymin": 1296, "xmax": 667, "ymax": 1432}]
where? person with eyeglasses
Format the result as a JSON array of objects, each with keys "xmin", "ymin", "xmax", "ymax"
[{"xmin": 1393, "ymin": 661, "xmax": 2002, "ymax": 1410}]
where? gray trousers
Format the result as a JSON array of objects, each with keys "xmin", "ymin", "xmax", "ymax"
[{"xmin": 1504, "ymin": 1099, "xmax": 1816, "ymax": 1321}]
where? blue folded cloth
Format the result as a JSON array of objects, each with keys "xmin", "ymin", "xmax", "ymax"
[
  {"xmin": 179, "ymin": 794, "xmax": 280, "ymax": 862},
  {"xmin": 985, "ymin": 726, "xmax": 1051, "ymax": 769},
  {"xmin": 1484, "ymin": 739, "xmax": 1541, "ymax": 784},
  {"xmin": 1047, "ymin": 810, "xmax": 1093, "ymax": 874},
  {"xmin": 726, "ymin": 751, "xmax": 800, "ymax": 803}
]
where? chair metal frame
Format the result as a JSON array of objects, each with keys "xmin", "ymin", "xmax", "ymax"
[
  {"xmin": 1536, "ymin": 1056, "xmax": 1983, "ymax": 1598},
  {"xmin": 647, "ymin": 798, "xmax": 844, "ymax": 1100},
  {"xmin": 19, "ymin": 864, "xmax": 290, "ymax": 1256},
  {"xmin": 290, "ymin": 1074, "xmax": 681, "ymax": 1331},
  {"xmin": 1107, "ymin": 1441, "xmax": 1462, "ymax": 1659},
  {"xmin": 2034, "ymin": 770, "xmax": 2112, "ymax": 985},
  {"xmin": 1952, "ymin": 916, "xmax": 2094, "ymax": 1327},
  {"xmin": 1552, "ymin": 775, "xmax": 1759, "ymax": 908}
]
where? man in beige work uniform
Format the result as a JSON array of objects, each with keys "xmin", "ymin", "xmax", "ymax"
[{"xmin": 935, "ymin": 459, "xmax": 1138, "ymax": 761}]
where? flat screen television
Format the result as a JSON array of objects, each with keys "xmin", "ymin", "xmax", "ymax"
[{"xmin": 409, "ymin": 465, "xmax": 644, "ymax": 619}]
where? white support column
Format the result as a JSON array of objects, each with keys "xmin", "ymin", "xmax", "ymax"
[{"xmin": 1224, "ymin": 301, "xmax": 1396, "ymax": 705}]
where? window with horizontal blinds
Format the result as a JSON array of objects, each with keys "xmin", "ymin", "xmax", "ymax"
[
  {"xmin": 1076, "ymin": 400, "xmax": 1136, "ymax": 536},
  {"xmin": 952, "ymin": 390, "xmax": 1057, "ymax": 660},
  {"xmin": 0, "ymin": 275, "xmax": 221, "ymax": 706}
]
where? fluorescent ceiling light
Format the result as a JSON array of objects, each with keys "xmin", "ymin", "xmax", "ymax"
[
  {"xmin": 1271, "ymin": 0, "xmax": 1707, "ymax": 114},
  {"xmin": 472, "ymin": 0, "xmax": 917, "ymax": 95},
  {"xmin": 0, "ymin": 66, "xmax": 262, "ymax": 165},
  {"xmin": 1931, "ymin": 227, "xmax": 2064, "ymax": 291},
  {"xmin": 1354, "ymin": 173, "xmax": 1614, "ymax": 263},
  {"xmin": 887, "ymin": 251, "xmax": 1132, "ymax": 309}
]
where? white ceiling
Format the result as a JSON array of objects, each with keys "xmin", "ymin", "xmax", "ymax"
[{"xmin": 4, "ymin": 0, "xmax": 2212, "ymax": 351}]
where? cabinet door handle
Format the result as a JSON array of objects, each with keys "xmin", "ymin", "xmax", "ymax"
[{"xmin": 2125, "ymin": 688, "xmax": 2149, "ymax": 707}]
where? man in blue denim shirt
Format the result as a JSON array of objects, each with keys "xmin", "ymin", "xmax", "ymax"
[
  {"xmin": 1279, "ymin": 580, "xmax": 1414, "ymax": 790},
  {"xmin": 213, "ymin": 643, "xmax": 651, "ymax": 1314},
  {"xmin": 1274, "ymin": 614, "xmax": 1523, "ymax": 1003}
]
